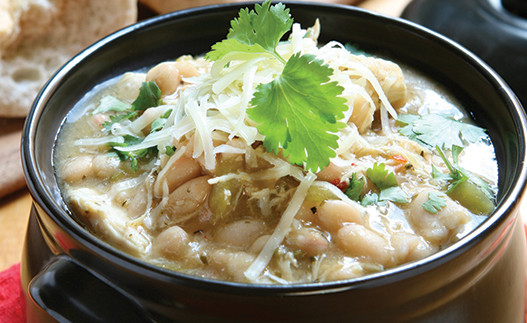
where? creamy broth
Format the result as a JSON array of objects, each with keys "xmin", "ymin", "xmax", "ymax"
[{"xmin": 54, "ymin": 11, "xmax": 497, "ymax": 284}]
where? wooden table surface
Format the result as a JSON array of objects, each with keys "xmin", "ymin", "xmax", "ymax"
[{"xmin": 0, "ymin": 0, "xmax": 411, "ymax": 271}]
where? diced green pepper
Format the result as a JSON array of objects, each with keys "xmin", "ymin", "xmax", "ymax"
[{"xmin": 447, "ymin": 180, "xmax": 495, "ymax": 215}]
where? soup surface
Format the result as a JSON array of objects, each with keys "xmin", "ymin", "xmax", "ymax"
[{"xmin": 54, "ymin": 1, "xmax": 497, "ymax": 284}]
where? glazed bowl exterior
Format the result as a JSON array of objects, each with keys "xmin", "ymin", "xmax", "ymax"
[{"xmin": 21, "ymin": 2, "xmax": 527, "ymax": 322}]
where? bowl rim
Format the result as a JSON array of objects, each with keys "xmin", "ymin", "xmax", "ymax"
[{"xmin": 21, "ymin": 1, "xmax": 527, "ymax": 293}]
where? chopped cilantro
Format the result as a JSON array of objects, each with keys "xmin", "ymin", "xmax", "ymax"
[
  {"xmin": 150, "ymin": 118, "xmax": 166, "ymax": 133},
  {"xmin": 150, "ymin": 109, "xmax": 172, "ymax": 133},
  {"xmin": 366, "ymin": 162, "xmax": 398, "ymax": 190},
  {"xmin": 434, "ymin": 145, "xmax": 470, "ymax": 193},
  {"xmin": 361, "ymin": 193, "xmax": 381, "ymax": 206},
  {"xmin": 131, "ymin": 81, "xmax": 162, "ymax": 111},
  {"xmin": 346, "ymin": 164, "xmax": 408, "ymax": 206},
  {"xmin": 422, "ymin": 191, "xmax": 447, "ymax": 214},
  {"xmin": 165, "ymin": 146, "xmax": 176, "ymax": 156},
  {"xmin": 102, "ymin": 111, "xmax": 138, "ymax": 132},
  {"xmin": 207, "ymin": 0, "xmax": 347, "ymax": 172},
  {"xmin": 92, "ymin": 95, "xmax": 130, "ymax": 115},
  {"xmin": 366, "ymin": 163, "xmax": 408, "ymax": 204},
  {"xmin": 108, "ymin": 135, "xmax": 157, "ymax": 172},
  {"xmin": 397, "ymin": 113, "xmax": 487, "ymax": 148},
  {"xmin": 379, "ymin": 186, "xmax": 409, "ymax": 204},
  {"xmin": 344, "ymin": 173, "xmax": 364, "ymax": 201}
]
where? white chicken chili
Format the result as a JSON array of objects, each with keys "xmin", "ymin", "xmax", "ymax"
[{"xmin": 54, "ymin": 0, "xmax": 497, "ymax": 284}]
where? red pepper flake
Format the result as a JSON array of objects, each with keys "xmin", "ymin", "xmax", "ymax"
[
  {"xmin": 392, "ymin": 155, "xmax": 407, "ymax": 163},
  {"xmin": 331, "ymin": 178, "xmax": 348, "ymax": 191}
]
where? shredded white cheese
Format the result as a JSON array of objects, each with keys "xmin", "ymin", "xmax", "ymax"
[{"xmin": 244, "ymin": 172, "xmax": 317, "ymax": 282}]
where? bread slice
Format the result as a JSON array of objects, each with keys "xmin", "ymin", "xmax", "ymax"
[
  {"xmin": 0, "ymin": 0, "xmax": 137, "ymax": 117},
  {"xmin": 139, "ymin": 0, "xmax": 358, "ymax": 15}
]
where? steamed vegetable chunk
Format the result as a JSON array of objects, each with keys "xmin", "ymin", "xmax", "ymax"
[{"xmin": 54, "ymin": 0, "xmax": 497, "ymax": 284}]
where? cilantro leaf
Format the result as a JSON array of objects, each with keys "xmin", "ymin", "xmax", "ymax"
[
  {"xmin": 422, "ymin": 191, "xmax": 447, "ymax": 214},
  {"xmin": 206, "ymin": 0, "xmax": 293, "ymax": 62},
  {"xmin": 345, "ymin": 173, "xmax": 364, "ymax": 201},
  {"xmin": 131, "ymin": 82, "xmax": 162, "ymax": 111},
  {"xmin": 102, "ymin": 111, "xmax": 138, "ymax": 132},
  {"xmin": 165, "ymin": 146, "xmax": 176, "ymax": 156},
  {"xmin": 108, "ymin": 135, "xmax": 157, "ymax": 172},
  {"xmin": 361, "ymin": 193, "xmax": 381, "ymax": 206},
  {"xmin": 397, "ymin": 114, "xmax": 487, "ymax": 148},
  {"xmin": 434, "ymin": 145, "xmax": 468, "ymax": 193},
  {"xmin": 150, "ymin": 109, "xmax": 172, "ymax": 133},
  {"xmin": 435, "ymin": 145, "xmax": 494, "ymax": 198},
  {"xmin": 248, "ymin": 53, "xmax": 347, "ymax": 172},
  {"xmin": 433, "ymin": 145, "xmax": 495, "ymax": 215},
  {"xmin": 366, "ymin": 162, "xmax": 398, "ymax": 190},
  {"xmin": 379, "ymin": 186, "xmax": 409, "ymax": 204},
  {"xmin": 92, "ymin": 95, "xmax": 130, "ymax": 115},
  {"xmin": 365, "ymin": 162, "xmax": 409, "ymax": 204}
]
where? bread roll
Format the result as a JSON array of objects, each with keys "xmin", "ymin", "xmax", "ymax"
[
  {"xmin": 139, "ymin": 0, "xmax": 358, "ymax": 15},
  {"xmin": 0, "ymin": 0, "xmax": 137, "ymax": 117}
]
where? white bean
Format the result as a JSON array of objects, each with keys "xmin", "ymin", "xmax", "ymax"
[
  {"xmin": 154, "ymin": 156, "xmax": 202, "ymax": 196},
  {"xmin": 295, "ymin": 202, "xmax": 317, "ymax": 223},
  {"xmin": 164, "ymin": 175, "xmax": 212, "ymax": 216},
  {"xmin": 336, "ymin": 223, "xmax": 392, "ymax": 265},
  {"xmin": 214, "ymin": 219, "xmax": 265, "ymax": 249},
  {"xmin": 146, "ymin": 62, "xmax": 181, "ymax": 96},
  {"xmin": 146, "ymin": 61, "xmax": 199, "ymax": 96},
  {"xmin": 391, "ymin": 232, "xmax": 435, "ymax": 263},
  {"xmin": 92, "ymin": 154, "xmax": 120, "ymax": 178},
  {"xmin": 61, "ymin": 155, "xmax": 94, "ymax": 183},
  {"xmin": 317, "ymin": 200, "xmax": 364, "ymax": 233},
  {"xmin": 153, "ymin": 225, "xmax": 190, "ymax": 259},
  {"xmin": 407, "ymin": 189, "xmax": 470, "ymax": 244},
  {"xmin": 286, "ymin": 227, "xmax": 329, "ymax": 257},
  {"xmin": 115, "ymin": 72, "xmax": 145, "ymax": 102},
  {"xmin": 209, "ymin": 249, "xmax": 255, "ymax": 282},
  {"xmin": 174, "ymin": 60, "xmax": 199, "ymax": 78},
  {"xmin": 316, "ymin": 161, "xmax": 352, "ymax": 182}
]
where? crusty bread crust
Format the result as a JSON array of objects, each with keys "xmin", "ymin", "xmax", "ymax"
[
  {"xmin": 139, "ymin": 0, "xmax": 356, "ymax": 14},
  {"xmin": 0, "ymin": 0, "xmax": 137, "ymax": 117}
]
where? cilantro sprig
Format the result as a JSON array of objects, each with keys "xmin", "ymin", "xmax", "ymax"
[
  {"xmin": 131, "ymin": 81, "xmax": 162, "ymax": 111},
  {"xmin": 102, "ymin": 111, "xmax": 138, "ymax": 132},
  {"xmin": 206, "ymin": 0, "xmax": 347, "ymax": 172},
  {"xmin": 433, "ymin": 145, "xmax": 495, "ymax": 215},
  {"xmin": 344, "ymin": 173, "xmax": 364, "ymax": 201},
  {"xmin": 206, "ymin": 1, "xmax": 293, "ymax": 63},
  {"xmin": 398, "ymin": 113, "xmax": 487, "ymax": 148},
  {"xmin": 108, "ymin": 135, "xmax": 158, "ymax": 172},
  {"xmin": 367, "ymin": 163, "xmax": 409, "ymax": 204},
  {"xmin": 248, "ymin": 53, "xmax": 346, "ymax": 171},
  {"xmin": 422, "ymin": 191, "xmax": 447, "ymax": 214},
  {"xmin": 432, "ymin": 145, "xmax": 468, "ymax": 193},
  {"xmin": 344, "ymin": 163, "xmax": 408, "ymax": 206},
  {"xmin": 100, "ymin": 81, "xmax": 164, "ymax": 171}
]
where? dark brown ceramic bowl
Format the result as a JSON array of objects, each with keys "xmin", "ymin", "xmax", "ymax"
[{"xmin": 21, "ymin": 2, "xmax": 527, "ymax": 322}]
